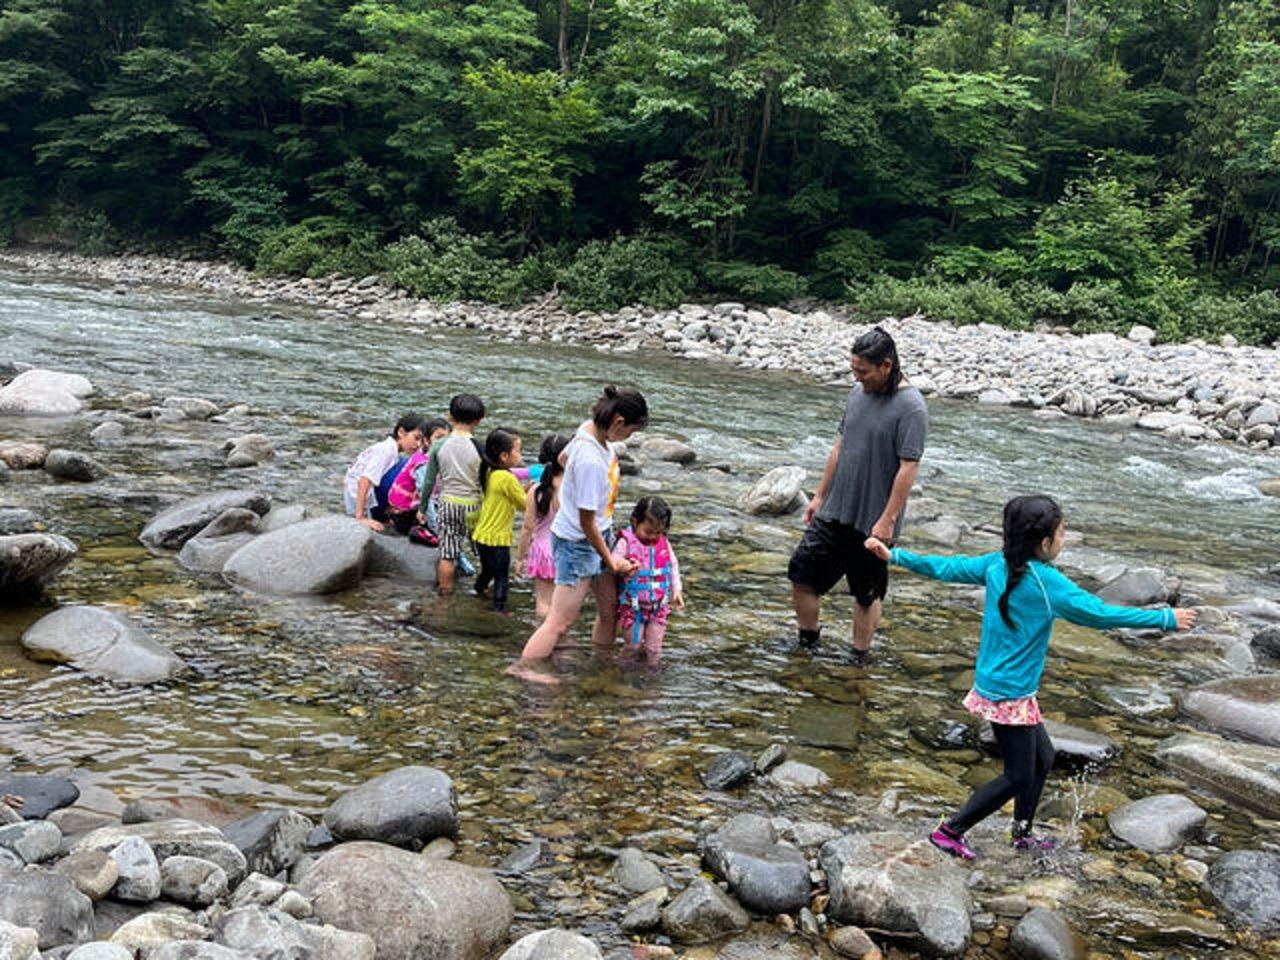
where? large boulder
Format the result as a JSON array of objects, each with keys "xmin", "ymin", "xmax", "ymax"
[
  {"xmin": 214, "ymin": 906, "xmax": 375, "ymax": 959},
  {"xmin": 660, "ymin": 877, "xmax": 749, "ymax": 943},
  {"xmin": 1010, "ymin": 908, "xmax": 1085, "ymax": 960},
  {"xmin": 20, "ymin": 605, "xmax": 186, "ymax": 684},
  {"xmin": 296, "ymin": 841, "xmax": 512, "ymax": 960},
  {"xmin": 0, "ymin": 369, "xmax": 93, "ymax": 417},
  {"xmin": 1106, "ymin": 794, "xmax": 1206, "ymax": 853},
  {"xmin": 1154, "ymin": 733, "xmax": 1280, "ymax": 818},
  {"xmin": 73, "ymin": 820, "xmax": 247, "ymax": 886},
  {"xmin": 980, "ymin": 718, "xmax": 1118, "ymax": 767},
  {"xmin": 139, "ymin": 490, "xmax": 271, "ymax": 550},
  {"xmin": 44, "ymin": 450, "xmax": 107, "ymax": 482},
  {"xmin": 499, "ymin": 930, "xmax": 602, "ymax": 960},
  {"xmin": 1096, "ymin": 568, "xmax": 1174, "ymax": 606},
  {"xmin": 223, "ymin": 516, "xmax": 372, "ymax": 595},
  {"xmin": 221, "ymin": 808, "xmax": 312, "ymax": 876},
  {"xmin": 1178, "ymin": 675, "xmax": 1280, "ymax": 746},
  {"xmin": 322, "ymin": 766, "xmax": 457, "ymax": 848},
  {"xmin": 738, "ymin": 466, "xmax": 807, "ymax": 516},
  {"xmin": 820, "ymin": 831, "xmax": 972, "ymax": 957},
  {"xmin": 366, "ymin": 535, "xmax": 439, "ymax": 584},
  {"xmin": 703, "ymin": 814, "xmax": 811, "ymax": 915},
  {"xmin": 0, "ymin": 872, "xmax": 94, "ymax": 949},
  {"xmin": 0, "ymin": 775, "xmax": 79, "ymax": 819},
  {"xmin": 0, "ymin": 533, "xmax": 76, "ymax": 594},
  {"xmin": 1206, "ymin": 850, "xmax": 1280, "ymax": 935}
]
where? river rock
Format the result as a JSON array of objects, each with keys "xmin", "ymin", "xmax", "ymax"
[
  {"xmin": 738, "ymin": 466, "xmax": 807, "ymax": 515},
  {"xmin": 139, "ymin": 490, "xmax": 271, "ymax": 550},
  {"xmin": 820, "ymin": 831, "xmax": 972, "ymax": 957},
  {"xmin": 1010, "ymin": 908, "xmax": 1084, "ymax": 960},
  {"xmin": 1154, "ymin": 733, "xmax": 1280, "ymax": 817},
  {"xmin": 110, "ymin": 913, "xmax": 209, "ymax": 952},
  {"xmin": 1106, "ymin": 794, "xmax": 1206, "ymax": 852},
  {"xmin": 0, "ymin": 921, "xmax": 39, "ymax": 960},
  {"xmin": 221, "ymin": 808, "xmax": 312, "ymax": 876},
  {"xmin": 122, "ymin": 795, "xmax": 254, "ymax": 827},
  {"xmin": 0, "ymin": 442, "xmax": 46, "ymax": 469},
  {"xmin": 979, "ymin": 718, "xmax": 1118, "ymax": 766},
  {"xmin": 500, "ymin": 929, "xmax": 602, "ymax": 960},
  {"xmin": 177, "ymin": 532, "xmax": 254, "ymax": 574},
  {"xmin": 0, "ymin": 872, "xmax": 94, "ymax": 949},
  {"xmin": 0, "ymin": 533, "xmax": 77, "ymax": 594},
  {"xmin": 54, "ymin": 850, "xmax": 118, "ymax": 902},
  {"xmin": 1178, "ymin": 674, "xmax": 1280, "ymax": 746},
  {"xmin": 296, "ymin": 841, "xmax": 511, "ymax": 960},
  {"xmin": 1253, "ymin": 623, "xmax": 1280, "ymax": 657},
  {"xmin": 768, "ymin": 761, "xmax": 830, "ymax": 789},
  {"xmin": 1259, "ymin": 478, "xmax": 1280, "ymax": 498},
  {"xmin": 74, "ymin": 820, "xmax": 247, "ymax": 886},
  {"xmin": 366, "ymin": 534, "xmax": 438, "ymax": 584},
  {"xmin": 0, "ymin": 821, "xmax": 61, "ymax": 864},
  {"xmin": 1096, "ymin": 568, "xmax": 1172, "ymax": 606},
  {"xmin": 322, "ymin": 766, "xmax": 457, "ymax": 848},
  {"xmin": 223, "ymin": 434, "xmax": 274, "ymax": 468},
  {"xmin": 1206, "ymin": 850, "xmax": 1280, "ymax": 935},
  {"xmin": 20, "ymin": 605, "xmax": 186, "ymax": 683},
  {"xmin": 43, "ymin": 450, "xmax": 107, "ymax": 482},
  {"xmin": 90, "ymin": 421, "xmax": 125, "ymax": 443},
  {"xmin": 612, "ymin": 848, "xmax": 664, "ymax": 895},
  {"xmin": 195, "ymin": 508, "xmax": 260, "ymax": 539},
  {"xmin": 256, "ymin": 503, "xmax": 313, "ymax": 533},
  {"xmin": 0, "ymin": 509, "xmax": 37, "ymax": 535},
  {"xmin": 661, "ymin": 877, "xmax": 749, "ymax": 943},
  {"xmin": 213, "ymin": 906, "xmax": 375, "ymax": 960},
  {"xmin": 0, "ymin": 776, "xmax": 79, "ymax": 819},
  {"xmin": 67, "ymin": 945, "xmax": 134, "ymax": 960},
  {"xmin": 159, "ymin": 856, "xmax": 227, "ymax": 907},
  {"xmin": 1246, "ymin": 400, "xmax": 1280, "ymax": 427},
  {"xmin": 703, "ymin": 814, "xmax": 810, "ymax": 915},
  {"xmin": 109, "ymin": 836, "xmax": 161, "ymax": 902},
  {"xmin": 0, "ymin": 369, "xmax": 92, "ymax": 416},
  {"xmin": 144, "ymin": 945, "xmax": 252, "ymax": 960},
  {"xmin": 223, "ymin": 515, "xmax": 373, "ymax": 595},
  {"xmin": 229, "ymin": 873, "xmax": 285, "ymax": 909},
  {"xmin": 163, "ymin": 397, "xmax": 218, "ymax": 420},
  {"xmin": 640, "ymin": 437, "xmax": 697, "ymax": 465},
  {"xmin": 828, "ymin": 925, "xmax": 880, "ymax": 959},
  {"xmin": 703, "ymin": 750, "xmax": 754, "ymax": 790}
]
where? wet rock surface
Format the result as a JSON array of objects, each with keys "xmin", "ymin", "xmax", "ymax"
[
  {"xmin": 139, "ymin": 490, "xmax": 271, "ymax": 550},
  {"xmin": 1206, "ymin": 850, "xmax": 1280, "ymax": 935},
  {"xmin": 1178, "ymin": 674, "xmax": 1280, "ymax": 746},
  {"xmin": 1106, "ymin": 793, "xmax": 1207, "ymax": 852},
  {"xmin": 20, "ymin": 605, "xmax": 187, "ymax": 683},
  {"xmin": 321, "ymin": 766, "xmax": 457, "ymax": 848},
  {"xmin": 222, "ymin": 515, "xmax": 373, "ymax": 595},
  {"xmin": 0, "ymin": 532, "xmax": 77, "ymax": 594}
]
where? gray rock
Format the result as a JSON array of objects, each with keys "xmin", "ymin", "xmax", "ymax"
[
  {"xmin": 163, "ymin": 397, "xmax": 218, "ymax": 420},
  {"xmin": 139, "ymin": 490, "xmax": 271, "ymax": 550},
  {"xmin": 196, "ymin": 508, "xmax": 260, "ymax": 540},
  {"xmin": 20, "ymin": 605, "xmax": 186, "ymax": 683},
  {"xmin": 661, "ymin": 877, "xmax": 749, "ymax": 943},
  {"xmin": 65, "ymin": 944, "xmax": 134, "ymax": 960},
  {"xmin": 221, "ymin": 808, "xmax": 312, "ymax": 876},
  {"xmin": 0, "ymin": 442, "xmax": 46, "ymax": 469},
  {"xmin": 1096, "ymin": 568, "xmax": 1172, "ymax": 606},
  {"xmin": 44, "ymin": 450, "xmax": 107, "ymax": 482},
  {"xmin": 499, "ymin": 929, "xmax": 603, "ymax": 960},
  {"xmin": 497, "ymin": 840, "xmax": 544, "ymax": 875},
  {"xmin": 272, "ymin": 890, "xmax": 311, "ymax": 919},
  {"xmin": 0, "ymin": 509, "xmax": 38, "ymax": 535},
  {"xmin": 223, "ymin": 434, "xmax": 274, "ymax": 468},
  {"xmin": 109, "ymin": 836, "xmax": 161, "ymax": 902},
  {"xmin": 1246, "ymin": 400, "xmax": 1280, "ymax": 427},
  {"xmin": 755, "ymin": 744, "xmax": 787, "ymax": 773},
  {"xmin": 1010, "ymin": 908, "xmax": 1085, "ymax": 960},
  {"xmin": 229, "ymin": 873, "xmax": 286, "ymax": 909},
  {"xmin": 620, "ymin": 895, "xmax": 662, "ymax": 933},
  {"xmin": 54, "ymin": 849, "xmax": 118, "ymax": 902},
  {"xmin": 0, "ymin": 370, "xmax": 92, "ymax": 416},
  {"xmin": 0, "ymin": 776, "xmax": 79, "ymax": 819},
  {"xmin": 1178, "ymin": 675, "xmax": 1280, "ymax": 746},
  {"xmin": 256, "ymin": 504, "xmax": 313, "ymax": 534},
  {"xmin": 160, "ymin": 855, "xmax": 227, "ymax": 907},
  {"xmin": 1127, "ymin": 324, "xmax": 1155, "ymax": 345},
  {"xmin": 639, "ymin": 437, "xmax": 696, "ymax": 465},
  {"xmin": 768, "ymin": 761, "xmax": 831, "ymax": 789},
  {"xmin": 703, "ymin": 750, "xmax": 754, "ymax": 791},
  {"xmin": 1107, "ymin": 794, "xmax": 1206, "ymax": 852},
  {"xmin": 612, "ymin": 848, "xmax": 664, "ymax": 895},
  {"xmin": 737, "ymin": 466, "xmax": 807, "ymax": 516},
  {"xmin": 90, "ymin": 422, "xmax": 126, "ymax": 444},
  {"xmin": 1253, "ymin": 623, "xmax": 1280, "ymax": 657},
  {"xmin": 177, "ymin": 532, "xmax": 254, "ymax": 574},
  {"xmin": 0, "ymin": 920, "xmax": 39, "ymax": 960},
  {"xmin": 703, "ymin": 815, "xmax": 810, "ymax": 915},
  {"xmin": 366, "ymin": 534, "xmax": 438, "ymax": 584},
  {"xmin": 122, "ymin": 795, "xmax": 252, "ymax": 827},
  {"xmin": 214, "ymin": 906, "xmax": 375, "ymax": 960},
  {"xmin": 821, "ymin": 831, "xmax": 972, "ymax": 957},
  {"xmin": 1206, "ymin": 850, "xmax": 1280, "ymax": 935},
  {"xmin": 296, "ymin": 841, "xmax": 511, "ymax": 960},
  {"xmin": 980, "ymin": 718, "xmax": 1118, "ymax": 767},
  {"xmin": 0, "ymin": 872, "xmax": 95, "ymax": 949},
  {"xmin": 74, "ymin": 820, "xmax": 247, "ymax": 887},
  {"xmin": 0, "ymin": 821, "xmax": 62, "ymax": 864},
  {"xmin": 421, "ymin": 837, "xmax": 456, "ymax": 860},
  {"xmin": 322, "ymin": 766, "xmax": 457, "ymax": 848},
  {"xmin": 147, "ymin": 943, "xmax": 252, "ymax": 960},
  {"xmin": 1154, "ymin": 733, "xmax": 1280, "ymax": 818},
  {"xmin": 223, "ymin": 516, "xmax": 372, "ymax": 595},
  {"xmin": 109, "ymin": 913, "xmax": 208, "ymax": 952},
  {"xmin": 0, "ymin": 533, "xmax": 77, "ymax": 594}
]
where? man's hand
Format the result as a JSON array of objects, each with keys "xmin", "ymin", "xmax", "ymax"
[
  {"xmin": 863, "ymin": 537, "xmax": 891, "ymax": 562},
  {"xmin": 1173, "ymin": 608, "xmax": 1198, "ymax": 631},
  {"xmin": 803, "ymin": 495, "xmax": 823, "ymax": 525},
  {"xmin": 870, "ymin": 516, "xmax": 895, "ymax": 544}
]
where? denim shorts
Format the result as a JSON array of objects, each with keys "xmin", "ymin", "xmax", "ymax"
[{"xmin": 552, "ymin": 533, "xmax": 602, "ymax": 586}]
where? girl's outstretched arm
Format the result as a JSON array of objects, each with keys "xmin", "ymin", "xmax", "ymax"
[
  {"xmin": 515, "ymin": 485, "xmax": 537, "ymax": 569},
  {"xmin": 866, "ymin": 537, "xmax": 992, "ymax": 584},
  {"xmin": 1039, "ymin": 565, "xmax": 1192, "ymax": 631}
]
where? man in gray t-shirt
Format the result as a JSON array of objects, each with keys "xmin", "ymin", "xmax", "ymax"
[{"xmin": 787, "ymin": 327, "xmax": 927, "ymax": 662}]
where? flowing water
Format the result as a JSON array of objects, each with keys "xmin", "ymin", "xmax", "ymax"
[{"xmin": 3, "ymin": 269, "xmax": 1279, "ymax": 955}]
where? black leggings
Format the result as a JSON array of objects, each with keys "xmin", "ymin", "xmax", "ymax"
[
  {"xmin": 948, "ymin": 722, "xmax": 1055, "ymax": 833},
  {"xmin": 474, "ymin": 544, "xmax": 511, "ymax": 611}
]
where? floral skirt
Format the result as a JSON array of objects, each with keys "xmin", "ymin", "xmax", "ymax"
[
  {"xmin": 523, "ymin": 535, "xmax": 556, "ymax": 580},
  {"xmin": 963, "ymin": 688, "xmax": 1041, "ymax": 726}
]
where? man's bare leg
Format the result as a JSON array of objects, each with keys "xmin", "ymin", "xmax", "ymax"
[
  {"xmin": 792, "ymin": 583, "xmax": 822, "ymax": 647},
  {"xmin": 852, "ymin": 599, "xmax": 881, "ymax": 661}
]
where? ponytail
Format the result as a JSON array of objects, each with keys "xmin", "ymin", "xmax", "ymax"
[
  {"xmin": 997, "ymin": 495, "xmax": 1064, "ymax": 629},
  {"xmin": 851, "ymin": 327, "xmax": 902, "ymax": 394},
  {"xmin": 534, "ymin": 433, "xmax": 571, "ymax": 518},
  {"xmin": 590, "ymin": 385, "xmax": 648, "ymax": 430}
]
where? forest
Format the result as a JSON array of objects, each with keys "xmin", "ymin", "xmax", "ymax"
[{"xmin": 2, "ymin": 0, "xmax": 1279, "ymax": 341}]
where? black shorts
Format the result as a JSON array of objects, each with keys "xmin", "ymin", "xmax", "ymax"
[{"xmin": 787, "ymin": 518, "xmax": 888, "ymax": 607}]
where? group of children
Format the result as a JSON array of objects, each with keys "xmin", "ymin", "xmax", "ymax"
[{"xmin": 342, "ymin": 387, "xmax": 681, "ymax": 666}]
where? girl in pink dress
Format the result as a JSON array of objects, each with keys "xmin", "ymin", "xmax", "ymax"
[{"xmin": 516, "ymin": 434, "xmax": 570, "ymax": 619}]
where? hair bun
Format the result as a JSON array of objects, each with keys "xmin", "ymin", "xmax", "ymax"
[{"xmin": 603, "ymin": 385, "xmax": 617, "ymax": 398}]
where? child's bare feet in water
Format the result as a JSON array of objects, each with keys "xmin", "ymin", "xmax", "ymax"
[{"xmin": 504, "ymin": 661, "xmax": 561, "ymax": 685}]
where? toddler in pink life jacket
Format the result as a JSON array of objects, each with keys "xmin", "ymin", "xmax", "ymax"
[{"xmin": 613, "ymin": 496, "xmax": 684, "ymax": 663}]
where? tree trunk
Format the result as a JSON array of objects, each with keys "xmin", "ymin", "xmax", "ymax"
[
  {"xmin": 558, "ymin": 0, "xmax": 570, "ymax": 75},
  {"xmin": 577, "ymin": 0, "xmax": 596, "ymax": 71},
  {"xmin": 1050, "ymin": 0, "xmax": 1073, "ymax": 110},
  {"xmin": 1210, "ymin": 191, "xmax": 1230, "ymax": 272},
  {"xmin": 751, "ymin": 87, "xmax": 773, "ymax": 196}
]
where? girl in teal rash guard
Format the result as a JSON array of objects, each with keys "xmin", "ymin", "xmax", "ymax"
[{"xmin": 866, "ymin": 495, "xmax": 1197, "ymax": 859}]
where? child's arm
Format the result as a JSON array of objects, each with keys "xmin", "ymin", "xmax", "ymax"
[
  {"xmin": 669, "ymin": 546, "xmax": 684, "ymax": 610},
  {"xmin": 500, "ymin": 471, "xmax": 528, "ymax": 510},
  {"xmin": 610, "ymin": 533, "xmax": 636, "ymax": 580},
  {"xmin": 866, "ymin": 537, "xmax": 991, "ymax": 584},
  {"xmin": 1041, "ymin": 566, "xmax": 1194, "ymax": 631},
  {"xmin": 515, "ymin": 486, "xmax": 538, "ymax": 568},
  {"xmin": 417, "ymin": 439, "xmax": 442, "ymax": 504}
]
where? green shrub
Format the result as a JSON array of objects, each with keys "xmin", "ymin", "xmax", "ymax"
[
  {"xmin": 811, "ymin": 229, "xmax": 886, "ymax": 296},
  {"xmin": 254, "ymin": 218, "xmax": 382, "ymax": 277},
  {"xmin": 557, "ymin": 235, "xmax": 696, "ymax": 311},
  {"xmin": 847, "ymin": 274, "xmax": 1027, "ymax": 328},
  {"xmin": 703, "ymin": 260, "xmax": 807, "ymax": 306},
  {"xmin": 18, "ymin": 198, "xmax": 121, "ymax": 254},
  {"xmin": 382, "ymin": 218, "xmax": 530, "ymax": 303}
]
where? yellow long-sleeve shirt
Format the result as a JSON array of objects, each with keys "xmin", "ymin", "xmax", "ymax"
[{"xmin": 472, "ymin": 469, "xmax": 527, "ymax": 547}]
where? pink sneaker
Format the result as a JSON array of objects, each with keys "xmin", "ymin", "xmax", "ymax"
[
  {"xmin": 1010, "ymin": 833, "xmax": 1057, "ymax": 851},
  {"xmin": 929, "ymin": 824, "xmax": 976, "ymax": 861}
]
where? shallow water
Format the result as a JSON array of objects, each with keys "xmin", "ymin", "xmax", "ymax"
[{"xmin": 3, "ymin": 269, "xmax": 1279, "ymax": 955}]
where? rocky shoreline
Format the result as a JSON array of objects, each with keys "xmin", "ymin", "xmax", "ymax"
[{"xmin": 3, "ymin": 249, "xmax": 1279, "ymax": 459}]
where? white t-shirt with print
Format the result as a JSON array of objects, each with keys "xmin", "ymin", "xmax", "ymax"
[
  {"xmin": 551, "ymin": 425, "xmax": 618, "ymax": 542},
  {"xmin": 343, "ymin": 436, "xmax": 399, "ymax": 514}
]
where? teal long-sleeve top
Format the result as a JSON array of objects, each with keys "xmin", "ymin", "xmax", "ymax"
[{"xmin": 889, "ymin": 548, "xmax": 1176, "ymax": 701}]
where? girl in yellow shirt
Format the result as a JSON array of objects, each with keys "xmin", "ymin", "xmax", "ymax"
[{"xmin": 472, "ymin": 429, "xmax": 531, "ymax": 612}]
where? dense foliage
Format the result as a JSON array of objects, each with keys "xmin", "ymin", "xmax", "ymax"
[{"xmin": 2, "ymin": 0, "xmax": 1279, "ymax": 341}]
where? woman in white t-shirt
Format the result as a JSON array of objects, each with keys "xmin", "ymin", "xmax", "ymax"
[
  {"xmin": 342, "ymin": 414, "xmax": 427, "ymax": 530},
  {"xmin": 508, "ymin": 386, "xmax": 648, "ymax": 683}
]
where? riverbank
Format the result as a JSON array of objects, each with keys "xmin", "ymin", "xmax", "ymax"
[{"xmin": 3, "ymin": 248, "xmax": 1279, "ymax": 456}]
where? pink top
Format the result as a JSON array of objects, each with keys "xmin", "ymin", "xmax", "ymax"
[{"xmin": 388, "ymin": 450, "xmax": 429, "ymax": 512}]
